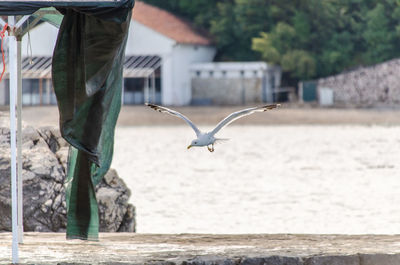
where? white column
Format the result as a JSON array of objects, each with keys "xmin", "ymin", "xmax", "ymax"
[
  {"xmin": 0, "ymin": 79, "xmax": 5, "ymax": 105},
  {"xmin": 8, "ymin": 16, "xmax": 19, "ymax": 264},
  {"xmin": 121, "ymin": 79, "xmax": 125, "ymax": 105},
  {"xmin": 17, "ymin": 37, "xmax": 23, "ymax": 244},
  {"xmin": 265, "ymin": 70, "xmax": 272, "ymax": 103},
  {"xmin": 144, "ymin": 76, "xmax": 149, "ymax": 103},
  {"xmin": 151, "ymin": 71, "xmax": 156, "ymax": 103},
  {"xmin": 298, "ymin": 81, "xmax": 304, "ymax": 103},
  {"xmin": 240, "ymin": 71, "xmax": 245, "ymax": 105},
  {"xmin": 46, "ymin": 79, "xmax": 51, "ymax": 104},
  {"xmin": 161, "ymin": 54, "xmax": 173, "ymax": 105}
]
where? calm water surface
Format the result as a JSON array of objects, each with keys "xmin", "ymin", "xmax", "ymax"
[{"xmin": 112, "ymin": 125, "xmax": 400, "ymax": 234}]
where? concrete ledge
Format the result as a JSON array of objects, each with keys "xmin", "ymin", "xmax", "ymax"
[{"xmin": 1, "ymin": 233, "xmax": 400, "ymax": 264}]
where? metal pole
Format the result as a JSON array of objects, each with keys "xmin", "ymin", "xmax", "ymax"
[
  {"xmin": 240, "ymin": 70, "xmax": 245, "ymax": 105},
  {"xmin": 298, "ymin": 81, "xmax": 304, "ymax": 104},
  {"xmin": 39, "ymin": 78, "xmax": 43, "ymax": 105},
  {"xmin": 121, "ymin": 79, "xmax": 124, "ymax": 105},
  {"xmin": 147, "ymin": 77, "xmax": 151, "ymax": 103},
  {"xmin": 17, "ymin": 36, "xmax": 23, "ymax": 244},
  {"xmin": 144, "ymin": 77, "xmax": 149, "ymax": 103},
  {"xmin": 262, "ymin": 70, "xmax": 267, "ymax": 103},
  {"xmin": 0, "ymin": 17, "xmax": 6, "ymax": 27},
  {"xmin": 8, "ymin": 16, "xmax": 19, "ymax": 264},
  {"xmin": 46, "ymin": 79, "xmax": 51, "ymax": 104},
  {"xmin": 151, "ymin": 72, "xmax": 155, "ymax": 103},
  {"xmin": 265, "ymin": 70, "xmax": 272, "ymax": 103}
]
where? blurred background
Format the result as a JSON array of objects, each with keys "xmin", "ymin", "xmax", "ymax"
[
  {"xmin": 3, "ymin": 0, "xmax": 400, "ymax": 234},
  {"xmin": 3, "ymin": 0, "xmax": 400, "ymax": 107}
]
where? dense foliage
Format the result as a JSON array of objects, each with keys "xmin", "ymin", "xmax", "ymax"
[{"xmin": 142, "ymin": 0, "xmax": 400, "ymax": 82}]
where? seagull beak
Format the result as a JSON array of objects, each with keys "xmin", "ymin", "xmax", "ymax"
[{"xmin": 187, "ymin": 145, "xmax": 192, "ymax": 149}]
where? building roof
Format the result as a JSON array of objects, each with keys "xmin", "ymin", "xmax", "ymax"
[
  {"xmin": 9, "ymin": 55, "xmax": 161, "ymax": 79},
  {"xmin": 124, "ymin": 55, "xmax": 161, "ymax": 77},
  {"xmin": 132, "ymin": 1, "xmax": 212, "ymax": 45}
]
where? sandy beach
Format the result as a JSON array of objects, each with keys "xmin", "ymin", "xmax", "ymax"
[{"xmin": 14, "ymin": 105, "xmax": 400, "ymax": 127}]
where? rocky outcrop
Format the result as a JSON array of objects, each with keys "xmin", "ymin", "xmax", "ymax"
[
  {"xmin": 317, "ymin": 58, "xmax": 400, "ymax": 106},
  {"xmin": 97, "ymin": 169, "xmax": 135, "ymax": 232},
  {"xmin": 0, "ymin": 119, "xmax": 135, "ymax": 232}
]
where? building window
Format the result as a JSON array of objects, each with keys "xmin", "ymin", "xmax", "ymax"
[
  {"xmin": 123, "ymin": 78, "xmax": 145, "ymax": 105},
  {"xmin": 270, "ymin": 75, "xmax": 275, "ymax": 88},
  {"xmin": 22, "ymin": 79, "xmax": 40, "ymax": 105},
  {"xmin": 123, "ymin": 74, "xmax": 161, "ymax": 105}
]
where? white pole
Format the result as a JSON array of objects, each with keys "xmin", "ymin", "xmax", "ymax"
[
  {"xmin": 8, "ymin": 16, "xmax": 19, "ymax": 264},
  {"xmin": 46, "ymin": 79, "xmax": 51, "ymax": 104},
  {"xmin": 121, "ymin": 79, "xmax": 124, "ymax": 105},
  {"xmin": 17, "ymin": 37, "xmax": 23, "ymax": 244},
  {"xmin": 151, "ymin": 72, "xmax": 156, "ymax": 103},
  {"xmin": 144, "ymin": 77, "xmax": 149, "ymax": 103},
  {"xmin": 298, "ymin": 81, "xmax": 304, "ymax": 104}
]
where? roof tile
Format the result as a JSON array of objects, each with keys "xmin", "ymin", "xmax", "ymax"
[{"xmin": 133, "ymin": 1, "xmax": 212, "ymax": 45}]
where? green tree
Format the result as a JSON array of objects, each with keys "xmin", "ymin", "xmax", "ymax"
[
  {"xmin": 252, "ymin": 32, "xmax": 281, "ymax": 64},
  {"xmin": 143, "ymin": 0, "xmax": 400, "ymax": 83},
  {"xmin": 251, "ymin": 22, "xmax": 298, "ymax": 64},
  {"xmin": 252, "ymin": 28, "xmax": 316, "ymax": 80},
  {"xmin": 210, "ymin": 0, "xmax": 274, "ymax": 60},
  {"xmin": 141, "ymin": 0, "xmax": 222, "ymax": 29},
  {"xmin": 362, "ymin": 3, "xmax": 396, "ymax": 64},
  {"xmin": 281, "ymin": 50, "xmax": 316, "ymax": 79},
  {"xmin": 208, "ymin": 1, "xmax": 240, "ymax": 60}
]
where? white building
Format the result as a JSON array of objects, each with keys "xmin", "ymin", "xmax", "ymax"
[
  {"xmin": 127, "ymin": 1, "xmax": 216, "ymax": 105},
  {"xmin": 0, "ymin": 1, "xmax": 216, "ymax": 106},
  {"xmin": 190, "ymin": 62, "xmax": 281, "ymax": 105}
]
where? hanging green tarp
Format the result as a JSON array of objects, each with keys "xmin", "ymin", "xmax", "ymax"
[
  {"xmin": 52, "ymin": 4, "xmax": 133, "ymax": 240},
  {"xmin": 0, "ymin": 0, "xmax": 134, "ymax": 240}
]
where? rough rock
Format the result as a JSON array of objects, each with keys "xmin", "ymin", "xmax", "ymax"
[
  {"xmin": 317, "ymin": 58, "xmax": 400, "ymax": 106},
  {"xmin": 0, "ymin": 119, "xmax": 135, "ymax": 232},
  {"xmin": 97, "ymin": 168, "xmax": 135, "ymax": 232}
]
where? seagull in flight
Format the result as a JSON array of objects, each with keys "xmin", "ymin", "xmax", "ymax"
[{"xmin": 145, "ymin": 103, "xmax": 280, "ymax": 152}]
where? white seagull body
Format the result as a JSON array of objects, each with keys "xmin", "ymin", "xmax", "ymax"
[{"xmin": 145, "ymin": 103, "xmax": 280, "ymax": 152}]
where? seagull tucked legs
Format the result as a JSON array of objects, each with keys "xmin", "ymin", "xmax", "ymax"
[{"xmin": 207, "ymin": 144, "xmax": 214, "ymax": 152}]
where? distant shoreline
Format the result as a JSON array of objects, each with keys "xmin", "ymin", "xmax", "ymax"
[{"xmin": 1, "ymin": 105, "xmax": 400, "ymax": 127}]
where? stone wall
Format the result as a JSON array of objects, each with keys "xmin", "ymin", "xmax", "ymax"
[
  {"xmin": 317, "ymin": 58, "xmax": 400, "ymax": 106},
  {"xmin": 191, "ymin": 78, "xmax": 263, "ymax": 105}
]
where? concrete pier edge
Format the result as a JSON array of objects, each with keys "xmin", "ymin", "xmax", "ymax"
[{"xmin": 1, "ymin": 233, "xmax": 400, "ymax": 264}]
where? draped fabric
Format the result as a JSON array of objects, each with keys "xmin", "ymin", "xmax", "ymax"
[
  {"xmin": 0, "ymin": 0, "xmax": 134, "ymax": 240},
  {"xmin": 53, "ymin": 7, "xmax": 131, "ymax": 240}
]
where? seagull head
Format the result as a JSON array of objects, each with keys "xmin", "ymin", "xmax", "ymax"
[
  {"xmin": 187, "ymin": 139, "xmax": 201, "ymax": 149},
  {"xmin": 187, "ymin": 136, "xmax": 210, "ymax": 149}
]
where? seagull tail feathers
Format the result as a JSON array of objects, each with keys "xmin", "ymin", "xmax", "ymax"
[
  {"xmin": 261, "ymin": 104, "xmax": 281, "ymax": 111},
  {"xmin": 145, "ymin": 102, "xmax": 157, "ymax": 108},
  {"xmin": 215, "ymin": 138, "xmax": 230, "ymax": 145},
  {"xmin": 145, "ymin": 102, "xmax": 164, "ymax": 113}
]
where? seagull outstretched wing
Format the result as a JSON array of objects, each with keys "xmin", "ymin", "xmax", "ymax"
[
  {"xmin": 145, "ymin": 103, "xmax": 201, "ymax": 136},
  {"xmin": 210, "ymin": 104, "xmax": 280, "ymax": 136}
]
